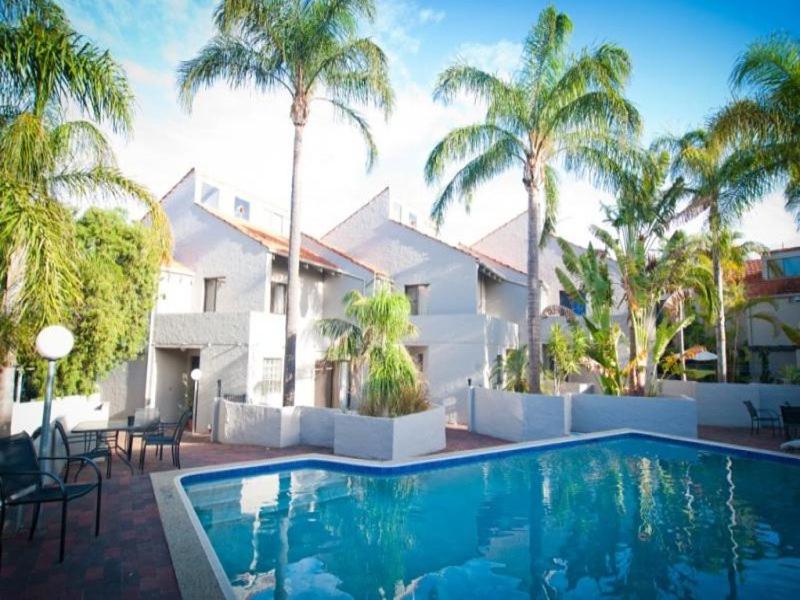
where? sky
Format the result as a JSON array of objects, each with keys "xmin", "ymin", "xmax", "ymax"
[{"xmin": 61, "ymin": 0, "xmax": 800, "ymax": 249}]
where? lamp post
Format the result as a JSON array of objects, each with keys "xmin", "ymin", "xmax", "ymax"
[
  {"xmin": 190, "ymin": 368, "xmax": 201, "ymax": 434},
  {"xmin": 35, "ymin": 325, "xmax": 74, "ymax": 459}
]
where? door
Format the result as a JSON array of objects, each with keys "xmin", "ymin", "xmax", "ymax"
[{"xmin": 314, "ymin": 361, "xmax": 335, "ymax": 408}]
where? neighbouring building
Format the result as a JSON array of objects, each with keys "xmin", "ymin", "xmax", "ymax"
[
  {"xmin": 102, "ymin": 169, "xmax": 621, "ymax": 426},
  {"xmin": 743, "ymin": 247, "xmax": 800, "ymax": 380}
]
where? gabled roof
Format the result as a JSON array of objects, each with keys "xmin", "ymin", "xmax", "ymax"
[
  {"xmin": 196, "ymin": 204, "xmax": 340, "ymax": 272},
  {"xmin": 744, "ymin": 258, "xmax": 800, "ymax": 297},
  {"xmin": 302, "ymin": 233, "xmax": 387, "ymax": 277}
]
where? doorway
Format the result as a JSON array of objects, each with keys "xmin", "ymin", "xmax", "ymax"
[{"xmin": 314, "ymin": 361, "xmax": 340, "ymax": 408}]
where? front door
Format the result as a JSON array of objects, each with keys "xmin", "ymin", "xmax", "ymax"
[{"xmin": 314, "ymin": 361, "xmax": 335, "ymax": 408}]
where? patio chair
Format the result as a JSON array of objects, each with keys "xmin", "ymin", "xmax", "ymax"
[
  {"xmin": 53, "ymin": 421, "xmax": 112, "ymax": 480},
  {"xmin": 0, "ymin": 432, "xmax": 102, "ymax": 567},
  {"xmin": 138, "ymin": 410, "xmax": 191, "ymax": 471},
  {"xmin": 743, "ymin": 400, "xmax": 780, "ymax": 435},
  {"xmin": 780, "ymin": 405, "xmax": 800, "ymax": 441}
]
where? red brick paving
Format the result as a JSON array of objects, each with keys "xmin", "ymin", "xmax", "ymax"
[
  {"xmin": 4, "ymin": 426, "xmax": 784, "ymax": 599},
  {"xmin": 699, "ymin": 425, "xmax": 789, "ymax": 452},
  {"xmin": 0, "ymin": 429, "xmax": 506, "ymax": 599}
]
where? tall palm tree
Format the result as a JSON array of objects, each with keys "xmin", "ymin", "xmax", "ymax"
[
  {"xmin": 424, "ymin": 5, "xmax": 640, "ymax": 392},
  {"xmin": 0, "ymin": 0, "xmax": 169, "ymax": 433},
  {"xmin": 179, "ymin": 0, "xmax": 393, "ymax": 406},
  {"xmin": 712, "ymin": 35, "xmax": 800, "ymax": 219},
  {"xmin": 657, "ymin": 130, "xmax": 775, "ymax": 382}
]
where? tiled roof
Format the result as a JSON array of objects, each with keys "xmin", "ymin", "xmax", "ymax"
[
  {"xmin": 196, "ymin": 204, "xmax": 340, "ymax": 271},
  {"xmin": 744, "ymin": 258, "xmax": 800, "ymax": 297}
]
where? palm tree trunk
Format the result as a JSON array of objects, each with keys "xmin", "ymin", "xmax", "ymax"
[
  {"xmin": 282, "ymin": 122, "xmax": 305, "ymax": 407},
  {"xmin": 679, "ymin": 300, "xmax": 687, "ymax": 381},
  {"xmin": 525, "ymin": 175, "xmax": 541, "ymax": 394},
  {"xmin": 710, "ymin": 207, "xmax": 728, "ymax": 382}
]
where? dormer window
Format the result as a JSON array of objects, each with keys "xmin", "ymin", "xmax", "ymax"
[{"xmin": 234, "ymin": 197, "xmax": 251, "ymax": 220}]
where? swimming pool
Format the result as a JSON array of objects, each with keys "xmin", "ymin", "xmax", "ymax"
[{"xmin": 178, "ymin": 433, "xmax": 800, "ymax": 598}]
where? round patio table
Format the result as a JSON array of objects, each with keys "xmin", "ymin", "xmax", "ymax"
[{"xmin": 71, "ymin": 415, "xmax": 159, "ymax": 474}]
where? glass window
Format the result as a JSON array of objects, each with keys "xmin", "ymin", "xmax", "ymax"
[
  {"xmin": 200, "ymin": 184, "xmax": 220, "ymax": 208},
  {"xmin": 767, "ymin": 256, "xmax": 800, "ymax": 278},
  {"xmin": 204, "ymin": 278, "xmax": 221, "ymax": 312},
  {"xmin": 270, "ymin": 282, "xmax": 287, "ymax": 314},
  {"xmin": 405, "ymin": 284, "xmax": 427, "ymax": 315},
  {"xmin": 559, "ymin": 290, "xmax": 586, "ymax": 316},
  {"xmin": 261, "ymin": 358, "xmax": 282, "ymax": 395},
  {"xmin": 234, "ymin": 197, "xmax": 251, "ymax": 220}
]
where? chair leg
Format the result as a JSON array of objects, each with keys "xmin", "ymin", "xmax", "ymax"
[
  {"xmin": 175, "ymin": 445, "xmax": 181, "ymax": 469},
  {"xmin": 159, "ymin": 445, "xmax": 164, "ymax": 461},
  {"xmin": 64, "ymin": 462, "xmax": 70, "ymax": 483},
  {"xmin": 28, "ymin": 503, "xmax": 41, "ymax": 540},
  {"xmin": 59, "ymin": 501, "xmax": 67, "ymax": 563},
  {"xmin": 139, "ymin": 440, "xmax": 147, "ymax": 471},
  {"xmin": 0, "ymin": 503, "xmax": 5, "ymax": 572},
  {"xmin": 95, "ymin": 480, "xmax": 102, "ymax": 537},
  {"xmin": 106, "ymin": 452, "xmax": 112, "ymax": 479}
]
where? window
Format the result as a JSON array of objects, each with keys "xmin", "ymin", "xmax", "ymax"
[
  {"xmin": 234, "ymin": 197, "xmax": 251, "ymax": 220},
  {"xmin": 261, "ymin": 358, "xmax": 282, "ymax": 395},
  {"xmin": 559, "ymin": 290, "xmax": 586, "ymax": 316},
  {"xmin": 270, "ymin": 282, "xmax": 287, "ymax": 314},
  {"xmin": 405, "ymin": 284, "xmax": 428, "ymax": 316},
  {"xmin": 767, "ymin": 256, "xmax": 800, "ymax": 279},
  {"xmin": 204, "ymin": 277, "xmax": 223, "ymax": 312},
  {"xmin": 200, "ymin": 184, "xmax": 220, "ymax": 208}
]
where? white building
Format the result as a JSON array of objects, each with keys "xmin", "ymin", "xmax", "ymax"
[{"xmin": 104, "ymin": 170, "xmax": 618, "ymax": 426}]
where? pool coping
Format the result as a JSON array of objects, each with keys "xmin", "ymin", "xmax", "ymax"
[{"xmin": 151, "ymin": 429, "xmax": 800, "ymax": 600}]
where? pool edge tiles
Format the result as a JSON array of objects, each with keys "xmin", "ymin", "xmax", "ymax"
[{"xmin": 154, "ymin": 430, "xmax": 800, "ymax": 600}]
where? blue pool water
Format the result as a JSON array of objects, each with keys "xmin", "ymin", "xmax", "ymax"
[{"xmin": 182, "ymin": 435, "xmax": 800, "ymax": 598}]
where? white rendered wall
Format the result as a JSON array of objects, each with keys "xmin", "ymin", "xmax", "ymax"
[
  {"xmin": 156, "ymin": 269, "xmax": 194, "ymax": 314},
  {"xmin": 11, "ymin": 394, "xmax": 107, "ymax": 435},
  {"xmin": 571, "ymin": 393, "xmax": 697, "ymax": 438},
  {"xmin": 99, "ymin": 357, "xmax": 148, "ymax": 418},
  {"xmin": 472, "ymin": 388, "xmax": 570, "ymax": 441}
]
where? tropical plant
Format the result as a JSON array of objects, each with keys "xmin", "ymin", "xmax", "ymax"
[
  {"xmin": 546, "ymin": 322, "xmax": 587, "ymax": 395},
  {"xmin": 179, "ymin": 0, "xmax": 393, "ymax": 407},
  {"xmin": 656, "ymin": 128, "xmax": 777, "ymax": 382},
  {"xmin": 0, "ymin": 0, "xmax": 168, "ymax": 431},
  {"xmin": 553, "ymin": 240, "xmax": 626, "ymax": 395},
  {"xmin": 316, "ymin": 288, "xmax": 423, "ymax": 417},
  {"xmin": 20, "ymin": 209, "xmax": 161, "ymax": 395},
  {"xmin": 712, "ymin": 34, "xmax": 800, "ymax": 221},
  {"xmin": 424, "ymin": 5, "xmax": 640, "ymax": 393},
  {"xmin": 490, "ymin": 346, "xmax": 530, "ymax": 393}
]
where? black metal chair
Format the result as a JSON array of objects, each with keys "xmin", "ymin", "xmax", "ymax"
[
  {"xmin": 52, "ymin": 421, "xmax": 112, "ymax": 480},
  {"xmin": 743, "ymin": 400, "xmax": 780, "ymax": 435},
  {"xmin": 139, "ymin": 410, "xmax": 191, "ymax": 471},
  {"xmin": 781, "ymin": 405, "xmax": 800, "ymax": 440},
  {"xmin": 0, "ymin": 432, "xmax": 102, "ymax": 567}
]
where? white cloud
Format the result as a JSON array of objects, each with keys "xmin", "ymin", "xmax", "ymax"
[
  {"xmin": 452, "ymin": 40, "xmax": 523, "ymax": 78},
  {"xmin": 418, "ymin": 8, "xmax": 445, "ymax": 24}
]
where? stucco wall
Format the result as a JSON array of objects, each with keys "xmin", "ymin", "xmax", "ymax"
[
  {"xmin": 11, "ymin": 394, "xmax": 107, "ymax": 435},
  {"xmin": 99, "ymin": 357, "xmax": 148, "ymax": 418},
  {"xmin": 156, "ymin": 269, "xmax": 194, "ymax": 314},
  {"xmin": 571, "ymin": 393, "xmax": 697, "ymax": 438},
  {"xmin": 482, "ymin": 277, "xmax": 527, "ymax": 332},
  {"xmin": 216, "ymin": 400, "xmax": 300, "ymax": 447},
  {"xmin": 472, "ymin": 388, "xmax": 570, "ymax": 441}
]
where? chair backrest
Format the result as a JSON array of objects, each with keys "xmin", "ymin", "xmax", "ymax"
[
  {"xmin": 743, "ymin": 400, "xmax": 758, "ymax": 418},
  {"xmin": 174, "ymin": 410, "xmax": 192, "ymax": 444},
  {"xmin": 0, "ymin": 433, "xmax": 41, "ymax": 498},
  {"xmin": 781, "ymin": 405, "xmax": 800, "ymax": 427},
  {"xmin": 52, "ymin": 421, "xmax": 72, "ymax": 459}
]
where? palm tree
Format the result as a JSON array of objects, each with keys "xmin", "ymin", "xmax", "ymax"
[
  {"xmin": 424, "ymin": 5, "xmax": 640, "ymax": 392},
  {"xmin": 657, "ymin": 129, "xmax": 775, "ymax": 382},
  {"xmin": 712, "ymin": 35, "xmax": 800, "ymax": 219},
  {"xmin": 179, "ymin": 0, "xmax": 393, "ymax": 406},
  {"xmin": 316, "ymin": 288, "xmax": 419, "ymax": 416},
  {"xmin": 0, "ymin": 0, "xmax": 169, "ymax": 433}
]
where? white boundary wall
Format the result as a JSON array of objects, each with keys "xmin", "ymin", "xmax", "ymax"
[
  {"xmin": 472, "ymin": 388, "xmax": 570, "ymax": 441},
  {"xmin": 660, "ymin": 380, "xmax": 800, "ymax": 427},
  {"xmin": 215, "ymin": 401, "xmax": 300, "ymax": 448},
  {"xmin": 11, "ymin": 394, "xmax": 107, "ymax": 435},
  {"xmin": 571, "ymin": 393, "xmax": 697, "ymax": 438}
]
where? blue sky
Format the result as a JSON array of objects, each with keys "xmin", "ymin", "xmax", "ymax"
[{"xmin": 61, "ymin": 0, "xmax": 800, "ymax": 248}]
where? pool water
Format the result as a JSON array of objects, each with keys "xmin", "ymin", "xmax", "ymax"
[{"xmin": 182, "ymin": 436, "xmax": 800, "ymax": 598}]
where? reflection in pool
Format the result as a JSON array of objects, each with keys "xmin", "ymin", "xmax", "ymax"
[{"xmin": 182, "ymin": 436, "xmax": 800, "ymax": 598}]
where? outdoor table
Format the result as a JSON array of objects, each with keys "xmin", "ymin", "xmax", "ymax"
[{"xmin": 71, "ymin": 415, "xmax": 159, "ymax": 474}]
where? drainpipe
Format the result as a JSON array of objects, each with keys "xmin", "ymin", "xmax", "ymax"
[{"xmin": 467, "ymin": 378, "xmax": 475, "ymax": 432}]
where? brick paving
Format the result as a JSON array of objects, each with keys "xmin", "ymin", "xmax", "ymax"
[
  {"xmin": 1, "ymin": 425, "xmax": 789, "ymax": 599},
  {"xmin": 699, "ymin": 425, "xmax": 789, "ymax": 452}
]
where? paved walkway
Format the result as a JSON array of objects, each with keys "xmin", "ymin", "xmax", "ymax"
[{"xmin": 0, "ymin": 426, "xmax": 790, "ymax": 598}]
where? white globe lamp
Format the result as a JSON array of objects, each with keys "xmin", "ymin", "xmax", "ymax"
[
  {"xmin": 35, "ymin": 325, "xmax": 74, "ymax": 459},
  {"xmin": 189, "ymin": 368, "xmax": 201, "ymax": 433}
]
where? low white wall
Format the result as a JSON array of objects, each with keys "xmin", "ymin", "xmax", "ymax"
[
  {"xmin": 472, "ymin": 388, "xmax": 570, "ymax": 442},
  {"xmin": 215, "ymin": 400, "xmax": 299, "ymax": 448},
  {"xmin": 11, "ymin": 394, "xmax": 108, "ymax": 435},
  {"xmin": 660, "ymin": 380, "xmax": 800, "ymax": 427},
  {"xmin": 333, "ymin": 406, "xmax": 446, "ymax": 460},
  {"xmin": 299, "ymin": 406, "xmax": 337, "ymax": 447},
  {"xmin": 571, "ymin": 393, "xmax": 697, "ymax": 438}
]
